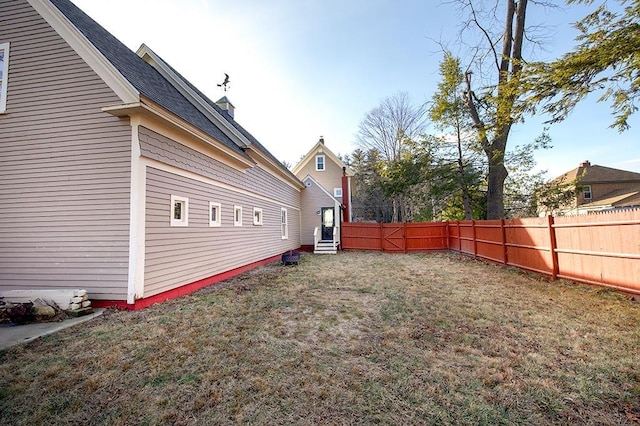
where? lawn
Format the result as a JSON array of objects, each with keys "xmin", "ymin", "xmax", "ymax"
[{"xmin": 1, "ymin": 251, "xmax": 639, "ymax": 425}]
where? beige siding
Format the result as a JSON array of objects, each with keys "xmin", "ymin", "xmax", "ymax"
[
  {"xmin": 139, "ymin": 126, "xmax": 299, "ymax": 207},
  {"xmin": 0, "ymin": 0, "xmax": 132, "ymax": 300},
  {"xmin": 296, "ymin": 150, "xmax": 344, "ymax": 197},
  {"xmin": 144, "ymin": 167, "xmax": 300, "ymax": 297},
  {"xmin": 584, "ymin": 182, "xmax": 640, "ymax": 205},
  {"xmin": 300, "ymin": 180, "xmax": 337, "ymax": 246}
]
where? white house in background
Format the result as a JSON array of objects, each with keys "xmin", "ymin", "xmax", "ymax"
[{"xmin": 292, "ymin": 137, "xmax": 354, "ymax": 253}]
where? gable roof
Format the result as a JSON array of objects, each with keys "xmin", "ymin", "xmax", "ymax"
[
  {"xmin": 134, "ymin": 44, "xmax": 303, "ymax": 187},
  {"xmin": 38, "ymin": 0, "xmax": 299, "ymax": 187},
  {"xmin": 554, "ymin": 161, "xmax": 640, "ymax": 184},
  {"xmin": 301, "ymin": 174, "xmax": 340, "ymax": 201},
  {"xmin": 292, "ymin": 139, "xmax": 354, "ymax": 176},
  {"xmin": 45, "ymin": 0, "xmax": 249, "ymax": 160}
]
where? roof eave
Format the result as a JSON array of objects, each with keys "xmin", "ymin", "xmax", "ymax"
[
  {"xmin": 246, "ymin": 146, "xmax": 306, "ymax": 190},
  {"xmin": 292, "ymin": 141, "xmax": 353, "ymax": 176},
  {"xmin": 136, "ymin": 44, "xmax": 252, "ymax": 150},
  {"xmin": 102, "ymin": 99, "xmax": 255, "ymax": 170},
  {"xmin": 29, "ymin": 0, "xmax": 139, "ymax": 104}
]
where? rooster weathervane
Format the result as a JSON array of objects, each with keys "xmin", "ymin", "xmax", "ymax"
[{"xmin": 217, "ymin": 73, "xmax": 230, "ymax": 92}]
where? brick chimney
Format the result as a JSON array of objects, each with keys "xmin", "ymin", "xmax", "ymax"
[
  {"xmin": 579, "ymin": 160, "xmax": 591, "ymax": 168},
  {"xmin": 215, "ymin": 96, "xmax": 235, "ymax": 119}
]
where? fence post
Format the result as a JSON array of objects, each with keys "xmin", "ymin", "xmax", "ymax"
[
  {"xmin": 547, "ymin": 215, "xmax": 559, "ymax": 280},
  {"xmin": 446, "ymin": 221, "xmax": 450, "ymax": 250},
  {"xmin": 379, "ymin": 222, "xmax": 384, "ymax": 252},
  {"xmin": 500, "ymin": 219, "xmax": 508, "ymax": 265},
  {"xmin": 472, "ymin": 220, "xmax": 477, "ymax": 258},
  {"xmin": 403, "ymin": 222, "xmax": 408, "ymax": 253}
]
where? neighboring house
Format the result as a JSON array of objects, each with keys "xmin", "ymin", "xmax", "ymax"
[
  {"xmin": 0, "ymin": 0, "xmax": 305, "ymax": 308},
  {"xmin": 540, "ymin": 161, "xmax": 640, "ymax": 215},
  {"xmin": 292, "ymin": 137, "xmax": 353, "ymax": 253}
]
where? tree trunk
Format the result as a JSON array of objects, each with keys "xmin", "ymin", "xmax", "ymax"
[
  {"xmin": 462, "ymin": 0, "xmax": 527, "ymax": 220},
  {"xmin": 455, "ymin": 120, "xmax": 473, "ymax": 220},
  {"xmin": 392, "ymin": 196, "xmax": 399, "ymax": 222},
  {"xmin": 486, "ymin": 159, "xmax": 508, "ymax": 219}
]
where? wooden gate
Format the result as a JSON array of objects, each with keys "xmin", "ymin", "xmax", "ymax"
[{"xmin": 382, "ymin": 224, "xmax": 405, "ymax": 252}]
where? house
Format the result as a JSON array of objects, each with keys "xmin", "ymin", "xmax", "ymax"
[
  {"xmin": 540, "ymin": 161, "xmax": 640, "ymax": 215},
  {"xmin": 292, "ymin": 137, "xmax": 353, "ymax": 253},
  {"xmin": 0, "ymin": 0, "xmax": 306, "ymax": 308}
]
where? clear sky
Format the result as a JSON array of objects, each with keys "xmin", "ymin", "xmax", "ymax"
[{"xmin": 71, "ymin": 0, "xmax": 639, "ymax": 178}]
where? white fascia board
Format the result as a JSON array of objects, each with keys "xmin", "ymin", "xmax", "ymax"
[
  {"xmin": 246, "ymin": 147, "xmax": 305, "ymax": 190},
  {"xmin": 303, "ymin": 174, "xmax": 336, "ymax": 200},
  {"xmin": 102, "ymin": 100, "xmax": 255, "ymax": 170},
  {"xmin": 292, "ymin": 141, "xmax": 354, "ymax": 176},
  {"xmin": 28, "ymin": 0, "xmax": 139, "ymax": 104},
  {"xmin": 136, "ymin": 44, "xmax": 252, "ymax": 150}
]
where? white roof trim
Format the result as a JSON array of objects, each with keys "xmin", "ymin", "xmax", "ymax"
[
  {"xmin": 292, "ymin": 141, "xmax": 354, "ymax": 176},
  {"xmin": 28, "ymin": 0, "xmax": 139, "ymax": 104},
  {"xmin": 302, "ymin": 174, "xmax": 339, "ymax": 201},
  {"xmin": 102, "ymin": 100, "xmax": 255, "ymax": 170},
  {"xmin": 246, "ymin": 148, "xmax": 306, "ymax": 190},
  {"xmin": 136, "ymin": 44, "xmax": 252, "ymax": 150}
]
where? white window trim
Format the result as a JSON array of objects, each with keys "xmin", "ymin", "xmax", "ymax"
[
  {"xmin": 170, "ymin": 195, "xmax": 189, "ymax": 227},
  {"xmin": 281, "ymin": 208, "xmax": 288, "ymax": 240},
  {"xmin": 315, "ymin": 155, "xmax": 325, "ymax": 171},
  {"xmin": 583, "ymin": 185, "xmax": 592, "ymax": 200},
  {"xmin": 209, "ymin": 202, "xmax": 221, "ymax": 227},
  {"xmin": 0, "ymin": 42, "xmax": 10, "ymax": 114},
  {"xmin": 234, "ymin": 205, "xmax": 243, "ymax": 227},
  {"xmin": 253, "ymin": 207, "xmax": 263, "ymax": 226},
  {"xmin": 334, "ymin": 188, "xmax": 343, "ymax": 197}
]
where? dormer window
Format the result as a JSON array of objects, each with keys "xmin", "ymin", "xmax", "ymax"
[{"xmin": 316, "ymin": 155, "xmax": 325, "ymax": 171}]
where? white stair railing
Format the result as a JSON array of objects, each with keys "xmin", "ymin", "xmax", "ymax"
[{"xmin": 313, "ymin": 227, "xmax": 319, "ymax": 251}]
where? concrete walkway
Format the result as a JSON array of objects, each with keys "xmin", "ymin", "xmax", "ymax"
[{"xmin": 0, "ymin": 309, "xmax": 105, "ymax": 351}]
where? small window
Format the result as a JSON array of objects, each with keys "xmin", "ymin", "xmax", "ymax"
[
  {"xmin": 253, "ymin": 207, "xmax": 263, "ymax": 226},
  {"xmin": 170, "ymin": 195, "xmax": 189, "ymax": 226},
  {"xmin": 334, "ymin": 188, "xmax": 343, "ymax": 197},
  {"xmin": 583, "ymin": 185, "xmax": 592, "ymax": 201},
  {"xmin": 209, "ymin": 202, "xmax": 221, "ymax": 227},
  {"xmin": 316, "ymin": 155, "xmax": 325, "ymax": 171},
  {"xmin": 234, "ymin": 205, "xmax": 243, "ymax": 226},
  {"xmin": 0, "ymin": 42, "xmax": 10, "ymax": 113},
  {"xmin": 281, "ymin": 208, "xmax": 288, "ymax": 239}
]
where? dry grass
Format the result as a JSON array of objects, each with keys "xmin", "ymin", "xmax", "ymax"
[{"xmin": 1, "ymin": 251, "xmax": 639, "ymax": 425}]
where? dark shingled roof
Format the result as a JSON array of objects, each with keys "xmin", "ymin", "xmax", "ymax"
[
  {"xmin": 50, "ymin": 0, "xmax": 250, "ymax": 160},
  {"xmin": 152, "ymin": 52, "xmax": 297, "ymax": 177}
]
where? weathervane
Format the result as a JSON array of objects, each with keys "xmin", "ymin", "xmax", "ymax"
[{"xmin": 217, "ymin": 73, "xmax": 230, "ymax": 92}]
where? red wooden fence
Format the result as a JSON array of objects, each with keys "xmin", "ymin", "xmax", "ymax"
[
  {"xmin": 342, "ymin": 222, "xmax": 449, "ymax": 252},
  {"xmin": 341, "ymin": 209, "xmax": 640, "ymax": 295}
]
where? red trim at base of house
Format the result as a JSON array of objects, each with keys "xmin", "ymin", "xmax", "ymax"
[
  {"xmin": 92, "ymin": 253, "xmax": 287, "ymax": 310},
  {"xmin": 299, "ymin": 245, "xmax": 314, "ymax": 252}
]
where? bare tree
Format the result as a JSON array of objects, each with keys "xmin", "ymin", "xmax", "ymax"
[
  {"xmin": 356, "ymin": 92, "xmax": 427, "ymax": 163},
  {"xmin": 356, "ymin": 92, "xmax": 428, "ymax": 222},
  {"xmin": 455, "ymin": 0, "xmax": 530, "ymax": 219}
]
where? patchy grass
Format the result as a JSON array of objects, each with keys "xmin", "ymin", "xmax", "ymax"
[{"xmin": 1, "ymin": 251, "xmax": 639, "ymax": 425}]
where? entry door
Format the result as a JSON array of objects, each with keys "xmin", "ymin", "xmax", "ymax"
[{"xmin": 321, "ymin": 207, "xmax": 335, "ymax": 240}]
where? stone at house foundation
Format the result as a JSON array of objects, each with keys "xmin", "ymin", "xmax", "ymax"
[
  {"xmin": 31, "ymin": 298, "xmax": 56, "ymax": 317},
  {"xmin": 66, "ymin": 290, "xmax": 94, "ymax": 316}
]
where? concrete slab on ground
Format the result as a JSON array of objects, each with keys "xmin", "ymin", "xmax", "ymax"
[{"xmin": 0, "ymin": 309, "xmax": 105, "ymax": 351}]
